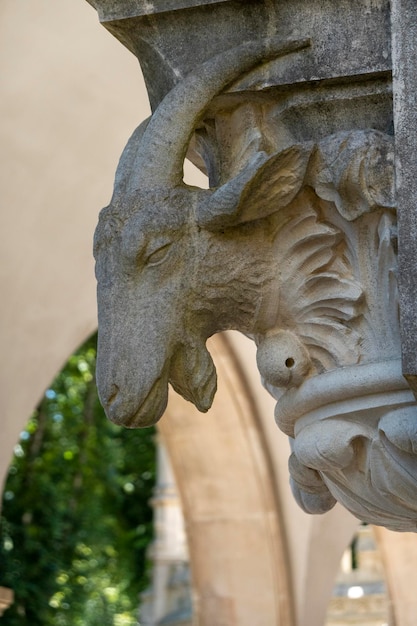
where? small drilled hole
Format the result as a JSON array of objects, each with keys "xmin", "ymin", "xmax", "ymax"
[{"xmin": 285, "ymin": 357, "xmax": 295, "ymax": 368}]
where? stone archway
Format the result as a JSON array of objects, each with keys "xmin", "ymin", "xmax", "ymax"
[
  {"xmin": 374, "ymin": 527, "xmax": 417, "ymax": 626},
  {"xmin": 159, "ymin": 333, "xmax": 294, "ymax": 626}
]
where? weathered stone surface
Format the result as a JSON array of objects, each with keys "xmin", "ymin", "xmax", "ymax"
[
  {"xmin": 90, "ymin": 0, "xmax": 417, "ymax": 531},
  {"xmin": 86, "ymin": 0, "xmax": 229, "ymax": 21},
  {"xmin": 87, "ymin": 0, "xmax": 391, "ymax": 110},
  {"xmin": 391, "ymin": 0, "xmax": 417, "ymax": 392}
]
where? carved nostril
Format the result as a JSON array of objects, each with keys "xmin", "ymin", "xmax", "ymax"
[{"xmin": 107, "ymin": 385, "xmax": 120, "ymax": 406}]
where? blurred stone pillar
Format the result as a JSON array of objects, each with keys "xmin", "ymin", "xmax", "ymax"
[
  {"xmin": 391, "ymin": 0, "xmax": 417, "ymax": 393},
  {"xmin": 0, "ymin": 587, "xmax": 13, "ymax": 617},
  {"xmin": 140, "ymin": 438, "xmax": 191, "ymax": 626}
]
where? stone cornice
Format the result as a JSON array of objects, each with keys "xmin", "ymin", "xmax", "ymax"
[{"xmin": 86, "ymin": 0, "xmax": 231, "ymax": 22}]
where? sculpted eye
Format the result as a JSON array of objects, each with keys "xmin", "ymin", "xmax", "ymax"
[{"xmin": 145, "ymin": 243, "xmax": 172, "ymax": 267}]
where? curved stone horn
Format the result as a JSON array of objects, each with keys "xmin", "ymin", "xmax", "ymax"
[
  {"xmin": 134, "ymin": 36, "xmax": 311, "ymax": 189},
  {"xmin": 111, "ymin": 117, "xmax": 150, "ymax": 202}
]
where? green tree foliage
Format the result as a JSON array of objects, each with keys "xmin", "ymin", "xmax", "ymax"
[{"xmin": 0, "ymin": 335, "xmax": 156, "ymax": 626}]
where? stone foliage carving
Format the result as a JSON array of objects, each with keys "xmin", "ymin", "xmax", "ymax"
[{"xmin": 94, "ymin": 38, "xmax": 417, "ymax": 531}]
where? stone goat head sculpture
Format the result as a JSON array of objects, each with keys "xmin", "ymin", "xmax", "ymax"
[
  {"xmin": 93, "ymin": 37, "xmax": 314, "ymax": 427},
  {"xmin": 92, "ymin": 19, "xmax": 417, "ymax": 534}
]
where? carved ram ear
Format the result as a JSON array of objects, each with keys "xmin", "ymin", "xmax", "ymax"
[{"xmin": 196, "ymin": 142, "xmax": 314, "ymax": 230}]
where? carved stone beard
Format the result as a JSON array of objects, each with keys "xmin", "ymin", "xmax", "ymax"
[{"xmin": 169, "ymin": 335, "xmax": 217, "ymax": 413}]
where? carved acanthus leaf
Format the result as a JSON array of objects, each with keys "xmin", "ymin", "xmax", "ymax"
[
  {"xmin": 274, "ymin": 198, "xmax": 363, "ymax": 372},
  {"xmin": 372, "ymin": 212, "xmax": 400, "ymax": 354},
  {"xmin": 310, "ymin": 130, "xmax": 395, "ymax": 220},
  {"xmin": 332, "ymin": 209, "xmax": 400, "ymax": 362}
]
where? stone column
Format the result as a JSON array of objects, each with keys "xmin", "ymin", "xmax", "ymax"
[
  {"xmin": 0, "ymin": 587, "xmax": 13, "ymax": 617},
  {"xmin": 140, "ymin": 439, "xmax": 191, "ymax": 626},
  {"xmin": 391, "ymin": 0, "xmax": 417, "ymax": 393}
]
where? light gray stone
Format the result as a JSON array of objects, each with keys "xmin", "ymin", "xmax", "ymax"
[
  {"xmin": 90, "ymin": 0, "xmax": 417, "ymax": 531},
  {"xmin": 86, "ymin": 0, "xmax": 391, "ymax": 111},
  {"xmin": 391, "ymin": 0, "xmax": 417, "ymax": 393}
]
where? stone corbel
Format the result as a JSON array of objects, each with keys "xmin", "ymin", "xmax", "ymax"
[{"xmin": 88, "ymin": 0, "xmax": 417, "ymax": 531}]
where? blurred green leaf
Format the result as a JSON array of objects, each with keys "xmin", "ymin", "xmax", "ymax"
[{"xmin": 0, "ymin": 334, "xmax": 156, "ymax": 625}]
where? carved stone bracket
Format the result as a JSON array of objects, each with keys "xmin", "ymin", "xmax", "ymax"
[
  {"xmin": 248, "ymin": 128, "xmax": 417, "ymax": 530},
  {"xmin": 88, "ymin": 0, "xmax": 417, "ymax": 531}
]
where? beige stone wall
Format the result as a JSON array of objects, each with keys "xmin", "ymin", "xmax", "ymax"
[{"xmin": 0, "ymin": 0, "xmax": 147, "ymax": 484}]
